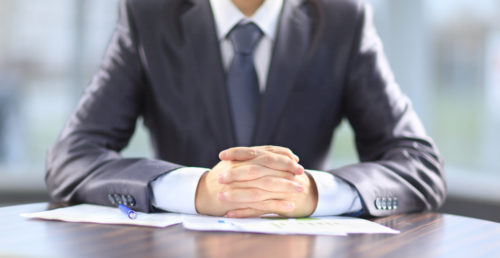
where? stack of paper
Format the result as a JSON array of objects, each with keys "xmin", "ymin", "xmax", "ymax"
[{"xmin": 21, "ymin": 204, "xmax": 399, "ymax": 236}]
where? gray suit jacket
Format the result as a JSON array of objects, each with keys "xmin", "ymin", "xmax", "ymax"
[{"xmin": 46, "ymin": 0, "xmax": 446, "ymax": 216}]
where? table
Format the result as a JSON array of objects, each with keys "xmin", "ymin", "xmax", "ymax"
[{"xmin": 1, "ymin": 203, "xmax": 499, "ymax": 257}]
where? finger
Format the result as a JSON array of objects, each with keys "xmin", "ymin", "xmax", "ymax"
[
  {"xmin": 247, "ymin": 200, "xmax": 295, "ymax": 214},
  {"xmin": 225, "ymin": 208, "xmax": 265, "ymax": 218},
  {"xmin": 228, "ymin": 176, "xmax": 304, "ymax": 193},
  {"xmin": 219, "ymin": 146, "xmax": 299, "ymax": 163},
  {"xmin": 219, "ymin": 147, "xmax": 258, "ymax": 161},
  {"xmin": 219, "ymin": 188, "xmax": 288, "ymax": 203},
  {"xmin": 219, "ymin": 164, "xmax": 295, "ymax": 183},
  {"xmin": 226, "ymin": 200, "xmax": 295, "ymax": 218},
  {"xmin": 253, "ymin": 153, "xmax": 304, "ymax": 174},
  {"xmin": 256, "ymin": 146, "xmax": 299, "ymax": 162}
]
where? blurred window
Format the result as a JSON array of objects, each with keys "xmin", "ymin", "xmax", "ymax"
[{"xmin": 0, "ymin": 0, "xmax": 499, "ymax": 199}]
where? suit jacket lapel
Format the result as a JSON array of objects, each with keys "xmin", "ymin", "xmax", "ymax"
[
  {"xmin": 254, "ymin": 0, "xmax": 312, "ymax": 145},
  {"xmin": 180, "ymin": 0, "xmax": 236, "ymax": 149},
  {"xmin": 179, "ymin": 0, "xmax": 311, "ymax": 148}
]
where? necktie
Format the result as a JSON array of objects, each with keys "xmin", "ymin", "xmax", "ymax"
[{"xmin": 226, "ymin": 22, "xmax": 263, "ymax": 146}]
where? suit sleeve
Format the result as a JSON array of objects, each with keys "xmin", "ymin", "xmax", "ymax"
[
  {"xmin": 45, "ymin": 0, "xmax": 182, "ymax": 212},
  {"xmin": 330, "ymin": 3, "xmax": 446, "ymax": 217}
]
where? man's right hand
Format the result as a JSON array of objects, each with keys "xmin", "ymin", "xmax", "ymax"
[{"xmin": 195, "ymin": 146, "xmax": 304, "ymax": 216}]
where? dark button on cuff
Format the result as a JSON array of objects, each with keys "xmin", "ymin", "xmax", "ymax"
[
  {"xmin": 381, "ymin": 197, "xmax": 387, "ymax": 210},
  {"xmin": 387, "ymin": 197, "xmax": 393, "ymax": 210},
  {"xmin": 108, "ymin": 194, "xmax": 116, "ymax": 205},
  {"xmin": 121, "ymin": 195, "xmax": 128, "ymax": 205},
  {"xmin": 113, "ymin": 194, "xmax": 122, "ymax": 204},
  {"xmin": 375, "ymin": 198, "xmax": 381, "ymax": 210},
  {"xmin": 126, "ymin": 195, "xmax": 136, "ymax": 207}
]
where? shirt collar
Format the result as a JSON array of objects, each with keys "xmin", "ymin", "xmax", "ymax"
[{"xmin": 209, "ymin": 0, "xmax": 283, "ymax": 40}]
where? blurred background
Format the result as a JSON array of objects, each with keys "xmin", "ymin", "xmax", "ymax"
[{"xmin": 0, "ymin": 0, "xmax": 499, "ymax": 222}]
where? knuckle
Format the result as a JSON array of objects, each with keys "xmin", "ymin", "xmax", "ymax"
[
  {"xmin": 248, "ymin": 149, "xmax": 257, "ymax": 157},
  {"xmin": 263, "ymin": 154, "xmax": 275, "ymax": 164},
  {"xmin": 223, "ymin": 171, "xmax": 232, "ymax": 181},
  {"xmin": 254, "ymin": 149, "xmax": 265, "ymax": 157},
  {"xmin": 263, "ymin": 145, "xmax": 274, "ymax": 151},
  {"xmin": 226, "ymin": 168, "xmax": 237, "ymax": 180},
  {"xmin": 284, "ymin": 159, "xmax": 295, "ymax": 168}
]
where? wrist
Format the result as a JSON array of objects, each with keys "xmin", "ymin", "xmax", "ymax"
[
  {"xmin": 288, "ymin": 172, "xmax": 318, "ymax": 217},
  {"xmin": 305, "ymin": 172, "xmax": 319, "ymax": 216},
  {"xmin": 195, "ymin": 171, "xmax": 209, "ymax": 214}
]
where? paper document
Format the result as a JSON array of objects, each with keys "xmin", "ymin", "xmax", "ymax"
[
  {"xmin": 21, "ymin": 204, "xmax": 184, "ymax": 228},
  {"xmin": 182, "ymin": 215, "xmax": 398, "ymax": 235},
  {"xmin": 182, "ymin": 216, "xmax": 347, "ymax": 236},
  {"xmin": 21, "ymin": 204, "xmax": 399, "ymax": 235}
]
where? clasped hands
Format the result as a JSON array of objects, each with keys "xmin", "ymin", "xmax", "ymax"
[{"xmin": 195, "ymin": 146, "xmax": 318, "ymax": 218}]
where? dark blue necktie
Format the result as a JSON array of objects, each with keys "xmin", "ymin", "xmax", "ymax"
[{"xmin": 226, "ymin": 22, "xmax": 263, "ymax": 146}]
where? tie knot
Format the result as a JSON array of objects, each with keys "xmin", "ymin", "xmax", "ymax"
[{"xmin": 228, "ymin": 22, "xmax": 263, "ymax": 55}]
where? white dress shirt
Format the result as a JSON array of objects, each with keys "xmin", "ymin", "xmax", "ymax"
[{"xmin": 151, "ymin": 0, "xmax": 362, "ymax": 216}]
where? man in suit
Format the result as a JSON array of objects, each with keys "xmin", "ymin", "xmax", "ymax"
[{"xmin": 46, "ymin": 0, "xmax": 446, "ymax": 218}]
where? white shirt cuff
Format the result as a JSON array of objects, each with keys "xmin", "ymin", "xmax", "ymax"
[
  {"xmin": 307, "ymin": 169, "xmax": 362, "ymax": 216},
  {"xmin": 151, "ymin": 167, "xmax": 208, "ymax": 214}
]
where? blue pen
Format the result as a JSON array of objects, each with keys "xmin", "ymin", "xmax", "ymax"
[
  {"xmin": 118, "ymin": 204, "xmax": 137, "ymax": 219},
  {"xmin": 218, "ymin": 219, "xmax": 239, "ymax": 229}
]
